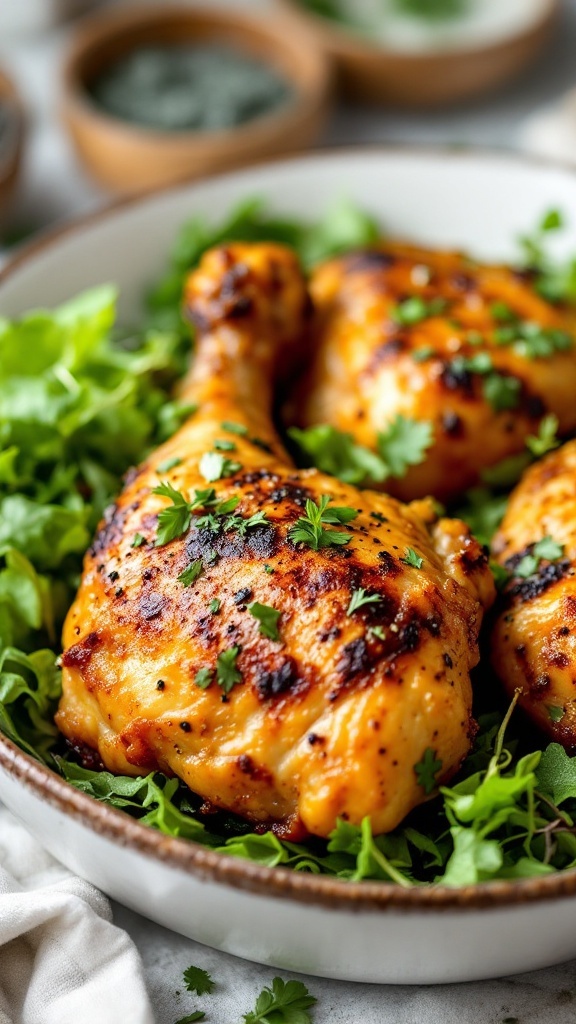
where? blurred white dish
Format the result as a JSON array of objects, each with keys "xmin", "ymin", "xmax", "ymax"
[{"xmin": 0, "ymin": 0, "xmax": 98, "ymax": 36}]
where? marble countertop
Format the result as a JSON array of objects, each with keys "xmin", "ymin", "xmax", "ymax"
[{"xmin": 3, "ymin": 2, "xmax": 576, "ymax": 1021}]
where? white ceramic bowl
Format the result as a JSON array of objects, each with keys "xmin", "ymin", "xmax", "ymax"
[{"xmin": 2, "ymin": 149, "xmax": 576, "ymax": 985}]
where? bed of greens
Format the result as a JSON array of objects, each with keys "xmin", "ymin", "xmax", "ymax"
[{"xmin": 3, "ymin": 199, "xmax": 576, "ymax": 888}]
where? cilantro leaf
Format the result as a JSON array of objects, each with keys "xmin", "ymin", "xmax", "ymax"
[
  {"xmin": 220, "ymin": 420, "xmax": 248, "ymax": 435},
  {"xmin": 216, "ymin": 646, "xmax": 242, "ymax": 694},
  {"xmin": 526, "ymin": 414, "xmax": 560, "ymax": 457},
  {"xmin": 377, "ymin": 415, "xmax": 433, "ymax": 478},
  {"xmin": 156, "ymin": 456, "xmax": 182, "ymax": 473},
  {"xmin": 213, "ymin": 439, "xmax": 237, "ymax": 451},
  {"xmin": 346, "ymin": 588, "xmax": 382, "ymax": 616},
  {"xmin": 289, "ymin": 424, "xmax": 389, "ymax": 486},
  {"xmin": 390, "ymin": 296, "xmax": 447, "ymax": 325},
  {"xmin": 153, "ymin": 482, "xmax": 192, "ymax": 546},
  {"xmin": 533, "ymin": 536, "xmax": 564, "ymax": 561},
  {"xmin": 199, "ymin": 452, "xmax": 242, "ymax": 482},
  {"xmin": 536, "ymin": 743, "xmax": 576, "ymax": 805},
  {"xmin": 243, "ymin": 977, "xmax": 317, "ymax": 1024},
  {"xmin": 400, "ymin": 547, "xmax": 423, "ymax": 569},
  {"xmin": 183, "ymin": 965, "xmax": 215, "ymax": 996},
  {"xmin": 514, "ymin": 536, "xmax": 564, "ymax": 578},
  {"xmin": 248, "ymin": 602, "xmax": 281, "ymax": 641},
  {"xmin": 414, "ymin": 748, "xmax": 442, "ymax": 794},
  {"xmin": 195, "ymin": 668, "xmax": 214, "ymax": 690},
  {"xmin": 483, "ymin": 373, "xmax": 521, "ymax": 412},
  {"xmin": 178, "ymin": 560, "xmax": 203, "ymax": 587},
  {"xmin": 288, "ymin": 495, "xmax": 357, "ymax": 551}
]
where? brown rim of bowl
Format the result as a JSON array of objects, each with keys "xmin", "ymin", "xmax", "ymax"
[
  {"xmin": 0, "ymin": 67, "xmax": 25, "ymax": 178},
  {"xmin": 61, "ymin": 2, "xmax": 332, "ymax": 145},
  {"xmin": 2, "ymin": 143, "xmax": 576, "ymax": 914},
  {"xmin": 275, "ymin": 0, "xmax": 559, "ymax": 59}
]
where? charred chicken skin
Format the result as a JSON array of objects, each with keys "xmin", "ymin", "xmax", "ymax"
[
  {"xmin": 292, "ymin": 242, "xmax": 576, "ymax": 502},
  {"xmin": 57, "ymin": 243, "xmax": 495, "ymax": 840},
  {"xmin": 492, "ymin": 440, "xmax": 576, "ymax": 747}
]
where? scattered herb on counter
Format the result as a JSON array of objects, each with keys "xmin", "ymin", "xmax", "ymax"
[
  {"xmin": 243, "ymin": 977, "xmax": 317, "ymax": 1024},
  {"xmin": 88, "ymin": 45, "xmax": 292, "ymax": 133},
  {"xmin": 183, "ymin": 965, "xmax": 215, "ymax": 996},
  {"xmin": 174, "ymin": 1012, "xmax": 205, "ymax": 1024}
]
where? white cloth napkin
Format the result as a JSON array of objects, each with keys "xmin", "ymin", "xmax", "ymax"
[{"xmin": 0, "ymin": 808, "xmax": 155, "ymax": 1024}]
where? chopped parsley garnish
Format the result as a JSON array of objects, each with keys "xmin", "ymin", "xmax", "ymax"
[
  {"xmin": 289, "ymin": 424, "xmax": 389, "ymax": 486},
  {"xmin": 183, "ymin": 965, "xmax": 215, "ymax": 996},
  {"xmin": 547, "ymin": 706, "xmax": 565, "ymax": 723},
  {"xmin": 414, "ymin": 748, "xmax": 443, "ymax": 794},
  {"xmin": 514, "ymin": 536, "xmax": 564, "ymax": 578},
  {"xmin": 221, "ymin": 420, "xmax": 248, "ymax": 435},
  {"xmin": 178, "ymin": 559, "xmax": 203, "ymax": 587},
  {"xmin": 288, "ymin": 495, "xmax": 357, "ymax": 550},
  {"xmin": 213, "ymin": 439, "xmax": 237, "ymax": 451},
  {"xmin": 156, "ymin": 456, "xmax": 182, "ymax": 473},
  {"xmin": 153, "ymin": 481, "xmax": 192, "ymax": 546},
  {"xmin": 230, "ymin": 510, "xmax": 269, "ymax": 536},
  {"xmin": 390, "ymin": 296, "xmax": 447, "ymax": 325},
  {"xmin": 401, "ymin": 547, "xmax": 424, "ymax": 569},
  {"xmin": 482, "ymin": 372, "xmax": 521, "ymax": 412},
  {"xmin": 412, "ymin": 345, "xmax": 435, "ymax": 362},
  {"xmin": 369, "ymin": 625, "xmax": 387, "ymax": 641},
  {"xmin": 216, "ymin": 645, "xmax": 242, "ymax": 693},
  {"xmin": 199, "ymin": 452, "xmax": 242, "ymax": 482},
  {"xmin": 526, "ymin": 414, "xmax": 560, "ymax": 457},
  {"xmin": 376, "ymin": 415, "xmax": 433, "ymax": 478},
  {"xmin": 195, "ymin": 668, "xmax": 214, "ymax": 690},
  {"xmin": 346, "ymin": 588, "xmax": 382, "ymax": 616},
  {"xmin": 174, "ymin": 1013, "xmax": 205, "ymax": 1024},
  {"xmin": 131, "ymin": 532, "xmax": 145, "ymax": 548},
  {"xmin": 242, "ymin": 977, "xmax": 317, "ymax": 1024},
  {"xmin": 209, "ymin": 598, "xmax": 220, "ymax": 613},
  {"xmin": 249, "ymin": 601, "xmax": 281, "ymax": 640},
  {"xmin": 264, "ymin": 564, "xmax": 274, "ymax": 574},
  {"xmin": 290, "ymin": 414, "xmax": 432, "ymax": 488},
  {"xmin": 493, "ymin": 318, "xmax": 572, "ymax": 360}
]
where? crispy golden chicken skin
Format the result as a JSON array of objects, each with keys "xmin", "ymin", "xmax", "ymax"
[
  {"xmin": 57, "ymin": 243, "xmax": 495, "ymax": 840},
  {"xmin": 492, "ymin": 440, "xmax": 576, "ymax": 747},
  {"xmin": 291, "ymin": 243, "xmax": 576, "ymax": 502}
]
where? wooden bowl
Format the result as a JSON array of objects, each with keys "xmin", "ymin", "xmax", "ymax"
[
  {"xmin": 61, "ymin": 3, "xmax": 332, "ymax": 195},
  {"xmin": 276, "ymin": 0, "xmax": 559, "ymax": 108},
  {"xmin": 0, "ymin": 67, "xmax": 24, "ymax": 228}
]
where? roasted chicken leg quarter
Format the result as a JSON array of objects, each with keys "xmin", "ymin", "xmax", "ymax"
[
  {"xmin": 291, "ymin": 243, "xmax": 576, "ymax": 502},
  {"xmin": 492, "ymin": 439, "xmax": 576, "ymax": 747},
  {"xmin": 57, "ymin": 242, "xmax": 495, "ymax": 840}
]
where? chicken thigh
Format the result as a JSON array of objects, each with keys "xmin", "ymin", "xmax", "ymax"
[
  {"xmin": 292, "ymin": 243, "xmax": 576, "ymax": 502},
  {"xmin": 492, "ymin": 440, "xmax": 576, "ymax": 747},
  {"xmin": 57, "ymin": 242, "xmax": 495, "ymax": 839}
]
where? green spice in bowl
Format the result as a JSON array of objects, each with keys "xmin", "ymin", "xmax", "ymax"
[
  {"xmin": 88, "ymin": 44, "xmax": 294, "ymax": 133},
  {"xmin": 61, "ymin": 3, "xmax": 331, "ymax": 195}
]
